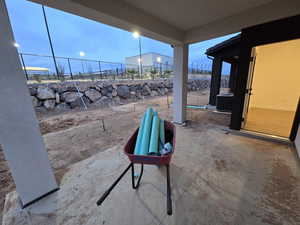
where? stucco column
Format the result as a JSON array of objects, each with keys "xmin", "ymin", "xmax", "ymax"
[
  {"xmin": 0, "ymin": 0, "xmax": 58, "ymax": 207},
  {"xmin": 173, "ymin": 44, "xmax": 188, "ymax": 124}
]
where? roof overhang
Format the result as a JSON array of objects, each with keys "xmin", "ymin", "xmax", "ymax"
[
  {"xmin": 29, "ymin": 0, "xmax": 300, "ymax": 44},
  {"xmin": 206, "ymin": 34, "xmax": 241, "ymax": 56}
]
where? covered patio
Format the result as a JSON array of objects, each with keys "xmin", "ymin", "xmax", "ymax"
[{"xmin": 0, "ymin": 0, "xmax": 300, "ymax": 224}]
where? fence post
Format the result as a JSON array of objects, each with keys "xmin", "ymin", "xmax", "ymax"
[
  {"xmin": 160, "ymin": 63, "xmax": 162, "ymax": 78},
  {"xmin": 120, "ymin": 64, "xmax": 123, "ymax": 78},
  {"xmin": 81, "ymin": 61, "xmax": 85, "ymax": 74},
  {"xmin": 98, "ymin": 61, "xmax": 102, "ymax": 79},
  {"xmin": 20, "ymin": 53, "xmax": 28, "ymax": 80},
  {"xmin": 67, "ymin": 58, "xmax": 73, "ymax": 80}
]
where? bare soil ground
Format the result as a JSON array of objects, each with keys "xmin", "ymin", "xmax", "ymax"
[
  {"xmin": 2, "ymin": 89, "xmax": 300, "ymax": 225},
  {"xmin": 0, "ymin": 90, "xmax": 212, "ymax": 221}
]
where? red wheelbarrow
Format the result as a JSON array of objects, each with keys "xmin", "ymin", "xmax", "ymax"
[{"xmin": 96, "ymin": 121, "xmax": 175, "ymax": 215}]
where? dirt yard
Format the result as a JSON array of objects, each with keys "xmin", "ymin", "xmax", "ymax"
[{"xmin": 0, "ymin": 90, "xmax": 212, "ymax": 221}]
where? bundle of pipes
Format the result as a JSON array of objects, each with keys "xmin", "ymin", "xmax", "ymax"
[{"xmin": 134, "ymin": 108, "xmax": 166, "ymax": 156}]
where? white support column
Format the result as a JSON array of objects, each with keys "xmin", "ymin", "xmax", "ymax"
[
  {"xmin": 0, "ymin": 0, "xmax": 58, "ymax": 207},
  {"xmin": 173, "ymin": 44, "xmax": 188, "ymax": 124}
]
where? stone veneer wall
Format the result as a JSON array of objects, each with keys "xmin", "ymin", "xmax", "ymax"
[{"xmin": 28, "ymin": 77, "xmax": 229, "ymax": 111}]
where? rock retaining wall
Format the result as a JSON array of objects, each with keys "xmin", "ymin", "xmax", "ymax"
[{"xmin": 28, "ymin": 78, "xmax": 228, "ymax": 111}]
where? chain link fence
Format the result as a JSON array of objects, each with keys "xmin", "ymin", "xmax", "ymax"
[{"xmin": 19, "ymin": 53, "xmax": 212, "ymax": 82}]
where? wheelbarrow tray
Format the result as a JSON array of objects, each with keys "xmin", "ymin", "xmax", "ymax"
[{"xmin": 124, "ymin": 120, "xmax": 176, "ymax": 165}]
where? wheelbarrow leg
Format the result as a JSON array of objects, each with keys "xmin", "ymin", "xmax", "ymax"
[
  {"xmin": 97, "ymin": 163, "xmax": 133, "ymax": 206},
  {"xmin": 166, "ymin": 164, "xmax": 172, "ymax": 215},
  {"xmin": 131, "ymin": 163, "xmax": 144, "ymax": 189}
]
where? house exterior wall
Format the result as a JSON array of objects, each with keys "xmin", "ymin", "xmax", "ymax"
[
  {"xmin": 249, "ymin": 39, "xmax": 300, "ymax": 112},
  {"xmin": 125, "ymin": 53, "xmax": 173, "ymax": 67}
]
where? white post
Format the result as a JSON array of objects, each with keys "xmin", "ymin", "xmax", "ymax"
[
  {"xmin": 173, "ymin": 44, "xmax": 188, "ymax": 124},
  {"xmin": 0, "ymin": 0, "xmax": 58, "ymax": 207}
]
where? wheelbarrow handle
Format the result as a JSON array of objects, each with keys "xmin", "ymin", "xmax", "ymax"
[
  {"xmin": 96, "ymin": 163, "xmax": 133, "ymax": 206},
  {"xmin": 166, "ymin": 164, "xmax": 172, "ymax": 215},
  {"xmin": 97, "ymin": 190, "xmax": 110, "ymax": 206}
]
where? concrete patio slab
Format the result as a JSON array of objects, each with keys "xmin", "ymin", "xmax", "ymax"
[{"xmin": 2, "ymin": 120, "xmax": 300, "ymax": 225}]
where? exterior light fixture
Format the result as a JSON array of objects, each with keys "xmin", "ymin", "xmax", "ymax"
[
  {"xmin": 79, "ymin": 51, "xmax": 85, "ymax": 57},
  {"xmin": 132, "ymin": 31, "xmax": 142, "ymax": 77},
  {"xmin": 14, "ymin": 42, "xmax": 20, "ymax": 48},
  {"xmin": 132, "ymin": 31, "xmax": 140, "ymax": 39}
]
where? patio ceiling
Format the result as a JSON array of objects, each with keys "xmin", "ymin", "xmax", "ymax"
[{"xmin": 29, "ymin": 0, "xmax": 300, "ymax": 44}]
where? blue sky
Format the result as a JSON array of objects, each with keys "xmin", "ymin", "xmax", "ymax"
[{"xmin": 6, "ymin": 0, "xmax": 238, "ymax": 73}]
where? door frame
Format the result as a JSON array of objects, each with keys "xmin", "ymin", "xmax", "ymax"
[
  {"xmin": 290, "ymin": 98, "xmax": 300, "ymax": 141},
  {"xmin": 241, "ymin": 47, "xmax": 256, "ymax": 128},
  {"xmin": 230, "ymin": 14, "xmax": 300, "ymax": 141}
]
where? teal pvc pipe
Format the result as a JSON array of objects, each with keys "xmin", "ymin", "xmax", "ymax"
[
  {"xmin": 139, "ymin": 108, "xmax": 154, "ymax": 155},
  {"xmin": 159, "ymin": 119, "xmax": 165, "ymax": 152},
  {"xmin": 148, "ymin": 114, "xmax": 160, "ymax": 155},
  {"xmin": 134, "ymin": 114, "xmax": 146, "ymax": 155},
  {"xmin": 186, "ymin": 105, "xmax": 206, "ymax": 109}
]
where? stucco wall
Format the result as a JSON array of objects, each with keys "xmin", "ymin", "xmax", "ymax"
[{"xmin": 249, "ymin": 38, "xmax": 300, "ymax": 112}]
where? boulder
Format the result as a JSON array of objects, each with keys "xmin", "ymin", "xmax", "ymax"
[
  {"xmin": 95, "ymin": 96, "xmax": 110, "ymax": 107},
  {"xmin": 55, "ymin": 93, "xmax": 60, "ymax": 104},
  {"xmin": 164, "ymin": 80, "xmax": 173, "ymax": 88},
  {"xmin": 61, "ymin": 92, "xmax": 83, "ymax": 103},
  {"xmin": 48, "ymin": 83, "xmax": 61, "ymax": 92},
  {"xmin": 70, "ymin": 96, "xmax": 89, "ymax": 108},
  {"xmin": 55, "ymin": 84, "xmax": 77, "ymax": 93},
  {"xmin": 84, "ymin": 89, "xmax": 102, "ymax": 102},
  {"xmin": 106, "ymin": 84, "xmax": 113, "ymax": 92},
  {"xmin": 116, "ymin": 85, "xmax": 130, "ymax": 98},
  {"xmin": 133, "ymin": 84, "xmax": 142, "ymax": 91},
  {"xmin": 31, "ymin": 96, "xmax": 39, "ymax": 107},
  {"xmin": 29, "ymin": 87, "xmax": 37, "ymax": 96},
  {"xmin": 76, "ymin": 82, "xmax": 91, "ymax": 92},
  {"xmin": 101, "ymin": 85, "xmax": 113, "ymax": 96},
  {"xmin": 150, "ymin": 90, "xmax": 158, "ymax": 97},
  {"xmin": 142, "ymin": 84, "xmax": 151, "ymax": 96},
  {"xmin": 56, "ymin": 103, "xmax": 70, "ymax": 111},
  {"xmin": 158, "ymin": 82, "xmax": 165, "ymax": 88},
  {"xmin": 95, "ymin": 82, "xmax": 104, "ymax": 89},
  {"xmin": 136, "ymin": 91, "xmax": 143, "ymax": 99},
  {"xmin": 43, "ymin": 99, "xmax": 56, "ymax": 110},
  {"xmin": 112, "ymin": 83, "xmax": 118, "ymax": 90},
  {"xmin": 112, "ymin": 89, "xmax": 118, "ymax": 97},
  {"xmin": 157, "ymin": 88, "xmax": 165, "ymax": 96},
  {"xmin": 129, "ymin": 85, "xmax": 139, "ymax": 92},
  {"xmin": 36, "ymin": 87, "xmax": 55, "ymax": 100},
  {"xmin": 106, "ymin": 92, "xmax": 113, "ymax": 98},
  {"xmin": 112, "ymin": 96, "xmax": 121, "ymax": 105}
]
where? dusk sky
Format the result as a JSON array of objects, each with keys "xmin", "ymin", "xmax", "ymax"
[{"xmin": 6, "ymin": 0, "xmax": 238, "ymax": 73}]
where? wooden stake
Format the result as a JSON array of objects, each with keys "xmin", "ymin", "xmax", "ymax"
[
  {"xmin": 167, "ymin": 93, "xmax": 170, "ymax": 108},
  {"xmin": 101, "ymin": 118, "xmax": 106, "ymax": 132}
]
